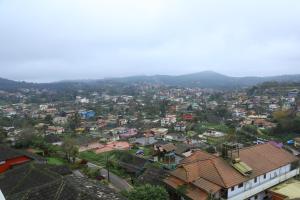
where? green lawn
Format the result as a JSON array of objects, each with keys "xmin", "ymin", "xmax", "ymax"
[
  {"xmin": 197, "ymin": 122, "xmax": 230, "ymax": 133},
  {"xmin": 79, "ymin": 150, "xmax": 130, "ymax": 178},
  {"xmin": 259, "ymin": 132, "xmax": 299, "ymax": 143},
  {"xmin": 47, "ymin": 157, "xmax": 66, "ymax": 165},
  {"xmin": 128, "ymin": 146, "xmax": 153, "ymax": 158},
  {"xmin": 79, "ymin": 151, "xmax": 113, "ymax": 166}
]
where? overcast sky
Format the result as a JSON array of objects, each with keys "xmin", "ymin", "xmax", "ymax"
[{"xmin": 1, "ymin": 0, "xmax": 300, "ymax": 82}]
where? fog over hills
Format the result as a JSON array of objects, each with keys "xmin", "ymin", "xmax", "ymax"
[{"xmin": 1, "ymin": 71, "xmax": 300, "ymax": 91}]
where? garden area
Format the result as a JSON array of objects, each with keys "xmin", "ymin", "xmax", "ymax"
[
  {"xmin": 79, "ymin": 150, "xmax": 130, "ymax": 179},
  {"xmin": 196, "ymin": 122, "xmax": 230, "ymax": 134},
  {"xmin": 47, "ymin": 157, "xmax": 66, "ymax": 165}
]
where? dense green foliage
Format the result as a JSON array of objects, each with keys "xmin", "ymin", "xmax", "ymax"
[
  {"xmin": 3, "ymin": 72, "xmax": 300, "ymax": 93},
  {"xmin": 272, "ymin": 111, "xmax": 300, "ymax": 134},
  {"xmin": 123, "ymin": 184, "xmax": 169, "ymax": 200}
]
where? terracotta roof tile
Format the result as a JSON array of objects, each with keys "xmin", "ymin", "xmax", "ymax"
[
  {"xmin": 166, "ymin": 143, "xmax": 299, "ymax": 191},
  {"xmin": 186, "ymin": 186, "xmax": 208, "ymax": 200},
  {"xmin": 234, "ymin": 143, "xmax": 298, "ymax": 178},
  {"xmin": 163, "ymin": 176, "xmax": 185, "ymax": 189},
  {"xmin": 192, "ymin": 178, "xmax": 221, "ymax": 193},
  {"xmin": 160, "ymin": 143, "xmax": 176, "ymax": 152},
  {"xmin": 180, "ymin": 150, "xmax": 216, "ymax": 164}
]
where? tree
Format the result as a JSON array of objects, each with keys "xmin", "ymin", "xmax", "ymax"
[
  {"xmin": 68, "ymin": 113, "xmax": 81, "ymax": 131},
  {"xmin": 159, "ymin": 100, "xmax": 169, "ymax": 117},
  {"xmin": 62, "ymin": 138, "xmax": 78, "ymax": 163},
  {"xmin": 44, "ymin": 114, "xmax": 53, "ymax": 125},
  {"xmin": 272, "ymin": 110, "xmax": 291, "ymax": 121},
  {"xmin": 124, "ymin": 184, "xmax": 169, "ymax": 200},
  {"xmin": 0, "ymin": 127, "xmax": 6, "ymax": 143},
  {"xmin": 14, "ymin": 128, "xmax": 36, "ymax": 148},
  {"xmin": 105, "ymin": 152, "xmax": 117, "ymax": 182}
]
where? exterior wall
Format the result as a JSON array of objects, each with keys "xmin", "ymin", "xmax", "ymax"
[
  {"xmin": 226, "ymin": 166, "xmax": 299, "ymax": 200},
  {"xmin": 228, "ymin": 164, "xmax": 299, "ymax": 199},
  {"xmin": 247, "ymin": 191, "xmax": 267, "ymax": 200}
]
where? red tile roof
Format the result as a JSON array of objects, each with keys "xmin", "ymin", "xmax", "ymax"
[
  {"xmin": 164, "ymin": 176, "xmax": 208, "ymax": 200},
  {"xmin": 192, "ymin": 178, "xmax": 221, "ymax": 193},
  {"xmin": 165, "ymin": 143, "xmax": 299, "ymax": 200},
  {"xmin": 234, "ymin": 143, "xmax": 298, "ymax": 177},
  {"xmin": 186, "ymin": 186, "xmax": 208, "ymax": 200}
]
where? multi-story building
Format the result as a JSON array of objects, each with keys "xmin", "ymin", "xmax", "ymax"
[{"xmin": 164, "ymin": 143, "xmax": 299, "ymax": 200}]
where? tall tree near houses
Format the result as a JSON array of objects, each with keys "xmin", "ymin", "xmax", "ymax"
[
  {"xmin": 68, "ymin": 113, "xmax": 81, "ymax": 131},
  {"xmin": 62, "ymin": 138, "xmax": 78, "ymax": 163},
  {"xmin": 124, "ymin": 184, "xmax": 169, "ymax": 200}
]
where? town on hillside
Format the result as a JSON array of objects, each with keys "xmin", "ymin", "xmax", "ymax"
[
  {"xmin": 0, "ymin": 81, "xmax": 300, "ymax": 200},
  {"xmin": 1, "ymin": 1, "xmax": 300, "ymax": 199}
]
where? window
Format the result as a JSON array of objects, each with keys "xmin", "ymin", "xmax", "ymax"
[
  {"xmin": 238, "ymin": 183, "xmax": 243, "ymax": 188},
  {"xmin": 254, "ymin": 177, "xmax": 257, "ymax": 183},
  {"xmin": 263, "ymin": 174, "xmax": 267, "ymax": 179},
  {"xmin": 231, "ymin": 187, "xmax": 235, "ymax": 191}
]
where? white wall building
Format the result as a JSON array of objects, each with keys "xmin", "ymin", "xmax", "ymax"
[
  {"xmin": 164, "ymin": 143, "xmax": 299, "ymax": 200},
  {"xmin": 226, "ymin": 164, "xmax": 299, "ymax": 200}
]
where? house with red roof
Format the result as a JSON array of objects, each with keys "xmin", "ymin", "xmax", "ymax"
[
  {"xmin": 182, "ymin": 113, "xmax": 193, "ymax": 121},
  {"xmin": 164, "ymin": 143, "xmax": 300, "ymax": 200},
  {"xmin": 0, "ymin": 146, "xmax": 31, "ymax": 173}
]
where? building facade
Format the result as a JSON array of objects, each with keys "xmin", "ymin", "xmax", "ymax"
[{"xmin": 164, "ymin": 143, "xmax": 299, "ymax": 200}]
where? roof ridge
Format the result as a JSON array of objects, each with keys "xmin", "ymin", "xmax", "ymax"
[
  {"xmin": 35, "ymin": 163, "xmax": 64, "ymax": 179},
  {"xmin": 180, "ymin": 152, "xmax": 218, "ymax": 165},
  {"xmin": 238, "ymin": 143, "xmax": 269, "ymax": 152},
  {"xmin": 181, "ymin": 157, "xmax": 213, "ymax": 165},
  {"xmin": 54, "ymin": 179, "xmax": 66, "ymax": 200},
  {"xmin": 195, "ymin": 177, "xmax": 223, "ymax": 188},
  {"xmin": 210, "ymin": 159, "xmax": 226, "ymax": 188},
  {"xmin": 8, "ymin": 165, "xmax": 33, "ymax": 195}
]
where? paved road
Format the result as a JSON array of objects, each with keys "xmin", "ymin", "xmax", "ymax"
[{"xmin": 87, "ymin": 162, "xmax": 133, "ymax": 192}]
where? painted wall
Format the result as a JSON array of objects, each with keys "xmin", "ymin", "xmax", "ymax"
[
  {"xmin": 227, "ymin": 167, "xmax": 299, "ymax": 200},
  {"xmin": 227, "ymin": 164, "xmax": 292, "ymax": 199}
]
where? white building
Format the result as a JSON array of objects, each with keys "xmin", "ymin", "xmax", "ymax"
[
  {"xmin": 203, "ymin": 130, "xmax": 226, "ymax": 138},
  {"xmin": 164, "ymin": 143, "xmax": 299, "ymax": 200},
  {"xmin": 161, "ymin": 115, "xmax": 177, "ymax": 127}
]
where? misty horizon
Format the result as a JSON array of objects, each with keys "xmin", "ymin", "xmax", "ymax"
[
  {"xmin": 2, "ymin": 70, "xmax": 300, "ymax": 84},
  {"xmin": 1, "ymin": 0, "xmax": 300, "ymax": 82}
]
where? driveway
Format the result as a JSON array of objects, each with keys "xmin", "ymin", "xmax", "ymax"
[{"xmin": 86, "ymin": 162, "xmax": 133, "ymax": 191}]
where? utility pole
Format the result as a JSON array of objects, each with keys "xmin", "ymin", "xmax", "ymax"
[{"xmin": 106, "ymin": 153, "xmax": 110, "ymax": 182}]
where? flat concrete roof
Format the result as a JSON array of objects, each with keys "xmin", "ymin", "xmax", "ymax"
[{"xmin": 270, "ymin": 179, "xmax": 300, "ymax": 199}]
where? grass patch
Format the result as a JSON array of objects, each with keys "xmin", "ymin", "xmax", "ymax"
[
  {"xmin": 197, "ymin": 122, "xmax": 230, "ymax": 133},
  {"xmin": 47, "ymin": 157, "xmax": 66, "ymax": 165},
  {"xmin": 79, "ymin": 150, "xmax": 130, "ymax": 179},
  {"xmin": 260, "ymin": 132, "xmax": 299, "ymax": 143},
  {"xmin": 128, "ymin": 146, "xmax": 153, "ymax": 158}
]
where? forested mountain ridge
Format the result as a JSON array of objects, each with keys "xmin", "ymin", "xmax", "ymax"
[{"xmin": 1, "ymin": 71, "xmax": 300, "ymax": 91}]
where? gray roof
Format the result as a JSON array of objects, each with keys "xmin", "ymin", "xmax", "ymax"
[
  {"xmin": 0, "ymin": 145, "xmax": 23, "ymax": 161},
  {"xmin": 0, "ymin": 163, "xmax": 125, "ymax": 200}
]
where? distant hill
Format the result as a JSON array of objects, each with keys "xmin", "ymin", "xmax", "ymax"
[
  {"xmin": 0, "ymin": 77, "xmax": 35, "ymax": 91},
  {"xmin": 1, "ymin": 71, "xmax": 300, "ymax": 91},
  {"xmin": 103, "ymin": 71, "xmax": 300, "ymax": 89}
]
